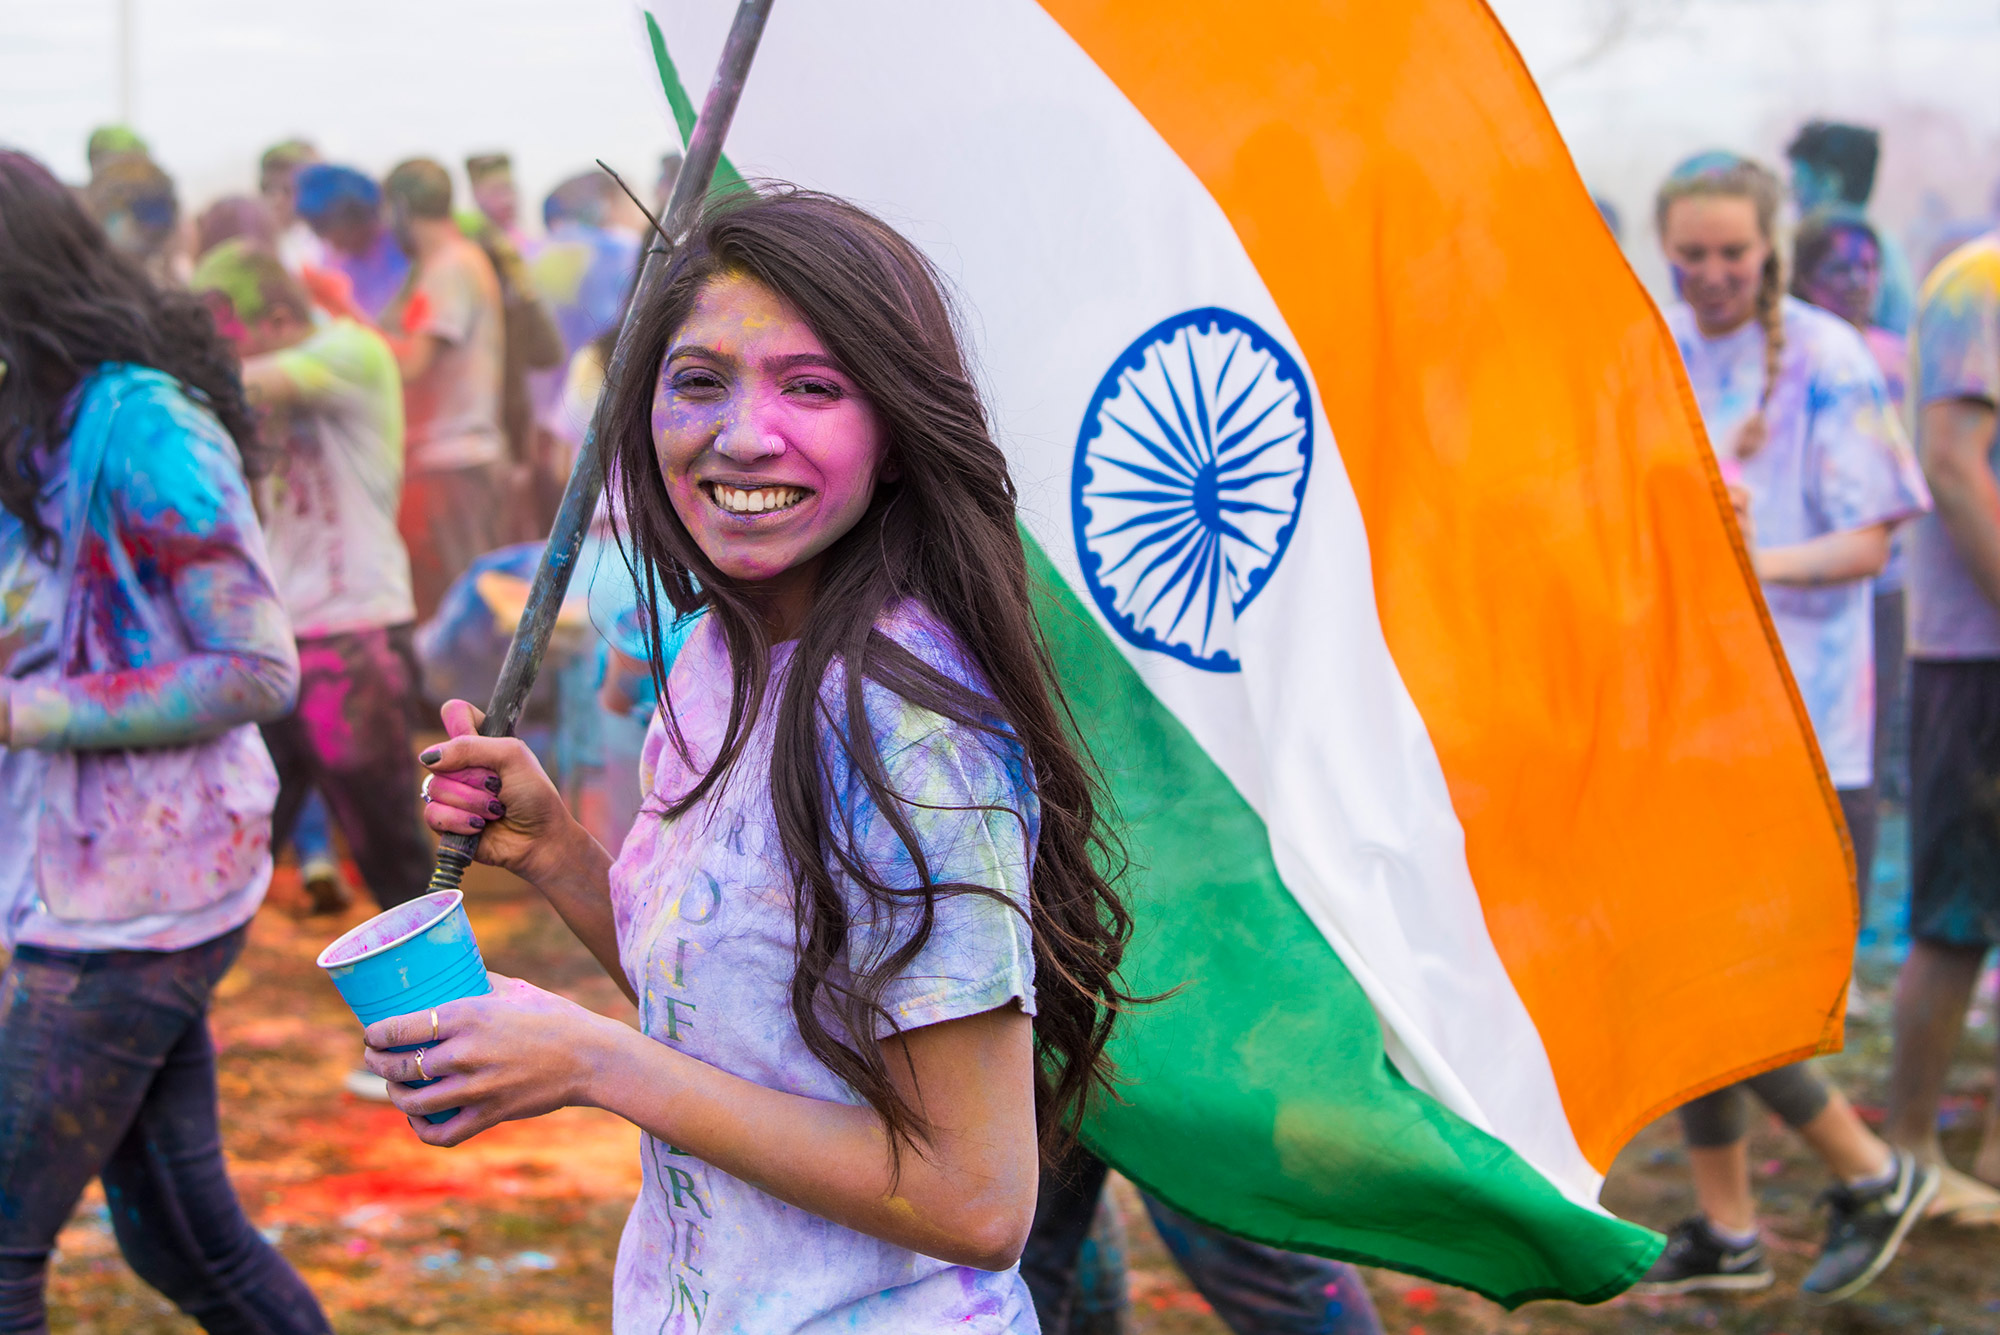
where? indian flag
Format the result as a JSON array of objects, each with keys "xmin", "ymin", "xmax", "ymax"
[{"xmin": 640, "ymin": 0, "xmax": 1855, "ymax": 1305}]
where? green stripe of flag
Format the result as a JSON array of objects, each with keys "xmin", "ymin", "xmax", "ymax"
[
  {"xmin": 1025, "ymin": 533, "xmax": 1663, "ymax": 1307},
  {"xmin": 644, "ymin": 11, "xmax": 748, "ymax": 193}
]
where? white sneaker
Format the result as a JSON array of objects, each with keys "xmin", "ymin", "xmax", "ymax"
[
  {"xmin": 1928, "ymin": 1162, "xmax": 2000, "ymax": 1225},
  {"xmin": 343, "ymin": 1068, "xmax": 393, "ymax": 1102}
]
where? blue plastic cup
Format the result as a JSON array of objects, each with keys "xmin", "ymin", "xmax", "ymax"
[{"xmin": 317, "ymin": 889, "xmax": 493, "ymax": 1124}]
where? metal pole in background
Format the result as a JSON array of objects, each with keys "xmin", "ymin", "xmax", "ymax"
[
  {"xmin": 426, "ymin": 0, "xmax": 776, "ymax": 893},
  {"xmin": 116, "ymin": 0, "xmax": 135, "ymax": 126}
]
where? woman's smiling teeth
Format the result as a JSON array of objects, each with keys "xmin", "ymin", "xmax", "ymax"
[{"xmin": 708, "ymin": 483, "xmax": 811, "ymax": 516}]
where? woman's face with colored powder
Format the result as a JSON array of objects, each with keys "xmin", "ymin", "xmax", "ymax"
[
  {"xmin": 1662, "ymin": 195, "xmax": 1769, "ymax": 337},
  {"xmin": 1798, "ymin": 226, "xmax": 1881, "ymax": 330},
  {"xmin": 652, "ymin": 272, "xmax": 891, "ymax": 590}
]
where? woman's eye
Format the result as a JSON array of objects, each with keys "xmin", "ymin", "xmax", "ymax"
[
  {"xmin": 673, "ymin": 370, "xmax": 725, "ymax": 394},
  {"xmin": 787, "ymin": 378, "xmax": 842, "ymax": 401}
]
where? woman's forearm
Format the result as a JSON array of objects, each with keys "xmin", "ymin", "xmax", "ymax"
[
  {"xmin": 8, "ymin": 523, "xmax": 301, "ymax": 750},
  {"xmin": 1755, "ymin": 523, "xmax": 1893, "ymax": 587},
  {"xmin": 7, "ymin": 649, "xmax": 297, "ymax": 750},
  {"xmin": 576, "ymin": 1015, "xmax": 1030, "ymax": 1270}
]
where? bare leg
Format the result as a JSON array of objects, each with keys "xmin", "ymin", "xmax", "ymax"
[
  {"xmin": 1688, "ymin": 1142, "xmax": 1757, "ymax": 1236},
  {"xmin": 1979, "ymin": 1019, "xmax": 2000, "ymax": 1187},
  {"xmin": 1795, "ymin": 1089, "xmax": 1893, "ymax": 1183},
  {"xmin": 1885, "ymin": 940, "xmax": 1987, "ymax": 1157}
]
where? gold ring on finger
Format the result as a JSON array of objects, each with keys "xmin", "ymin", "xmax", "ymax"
[
  {"xmin": 414, "ymin": 1046, "xmax": 432, "ymax": 1081},
  {"xmin": 429, "ymin": 1008, "xmax": 440, "ymax": 1043}
]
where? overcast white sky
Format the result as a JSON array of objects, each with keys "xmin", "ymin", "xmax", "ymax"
[{"xmin": 3, "ymin": 0, "xmax": 1996, "ymax": 294}]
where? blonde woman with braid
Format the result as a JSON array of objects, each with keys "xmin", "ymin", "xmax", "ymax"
[{"xmin": 1635, "ymin": 152, "xmax": 1936, "ymax": 1303}]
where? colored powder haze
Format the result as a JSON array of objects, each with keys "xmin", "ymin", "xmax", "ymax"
[{"xmin": 3, "ymin": 0, "xmax": 1998, "ymax": 299}]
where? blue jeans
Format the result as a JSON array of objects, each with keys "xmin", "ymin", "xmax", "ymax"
[
  {"xmin": 1024, "ymin": 1147, "xmax": 1382, "ymax": 1335},
  {"xmin": 289, "ymin": 789, "xmax": 336, "ymax": 869},
  {"xmin": 0, "ymin": 928, "xmax": 329, "ymax": 1334}
]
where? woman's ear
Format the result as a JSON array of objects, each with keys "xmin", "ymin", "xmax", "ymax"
[{"xmin": 879, "ymin": 453, "xmax": 904, "ymax": 484}]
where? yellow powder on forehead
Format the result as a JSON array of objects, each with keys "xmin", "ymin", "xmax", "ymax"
[{"xmin": 689, "ymin": 270, "xmax": 804, "ymax": 336}]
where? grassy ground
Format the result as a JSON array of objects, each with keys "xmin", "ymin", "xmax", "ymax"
[{"xmin": 44, "ymin": 855, "xmax": 2000, "ymax": 1333}]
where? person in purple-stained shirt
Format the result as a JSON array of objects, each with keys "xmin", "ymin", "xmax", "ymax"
[
  {"xmin": 1885, "ymin": 230, "xmax": 2000, "ymax": 1223},
  {"xmin": 0, "ymin": 151, "xmax": 329, "ymax": 1334},
  {"xmin": 366, "ymin": 189, "xmax": 1139, "ymax": 1333}
]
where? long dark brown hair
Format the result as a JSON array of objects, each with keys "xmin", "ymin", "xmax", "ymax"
[
  {"xmin": 604, "ymin": 187, "xmax": 1135, "ymax": 1162},
  {"xmin": 0, "ymin": 149, "xmax": 263, "ymax": 558}
]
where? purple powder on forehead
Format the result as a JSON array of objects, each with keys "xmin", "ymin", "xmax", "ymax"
[{"xmin": 318, "ymin": 890, "xmax": 463, "ymax": 966}]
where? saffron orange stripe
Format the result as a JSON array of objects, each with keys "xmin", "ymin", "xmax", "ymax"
[{"xmin": 1040, "ymin": 0, "xmax": 1854, "ymax": 1170}]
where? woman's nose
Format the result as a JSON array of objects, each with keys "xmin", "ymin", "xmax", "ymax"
[{"xmin": 714, "ymin": 404, "xmax": 786, "ymax": 462}]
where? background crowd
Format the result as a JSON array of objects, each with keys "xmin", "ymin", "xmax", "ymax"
[{"xmin": 72, "ymin": 128, "xmax": 681, "ymax": 920}]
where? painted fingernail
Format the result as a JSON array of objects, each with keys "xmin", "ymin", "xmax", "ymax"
[
  {"xmin": 488, "ymin": 801, "xmax": 505, "ymax": 817},
  {"xmin": 470, "ymin": 816, "xmax": 486, "ymax": 830},
  {"xmin": 484, "ymin": 775, "xmax": 502, "ymax": 793},
  {"xmin": 419, "ymin": 749, "xmax": 441, "ymax": 765}
]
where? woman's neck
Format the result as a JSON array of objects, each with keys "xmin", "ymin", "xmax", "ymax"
[
  {"xmin": 747, "ymin": 559, "xmax": 823, "ymax": 643},
  {"xmin": 1694, "ymin": 307, "xmax": 1758, "ymax": 340}
]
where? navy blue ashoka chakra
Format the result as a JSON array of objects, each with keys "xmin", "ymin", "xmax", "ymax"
[{"xmin": 1071, "ymin": 307, "xmax": 1313, "ymax": 673}]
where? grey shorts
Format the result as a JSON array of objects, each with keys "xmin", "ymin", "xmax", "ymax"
[{"xmin": 1908, "ymin": 660, "xmax": 2000, "ymax": 949}]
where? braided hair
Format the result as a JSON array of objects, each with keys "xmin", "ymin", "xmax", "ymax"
[{"xmin": 1655, "ymin": 152, "xmax": 1788, "ymax": 410}]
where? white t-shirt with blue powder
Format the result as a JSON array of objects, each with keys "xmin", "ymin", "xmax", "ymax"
[
  {"xmin": 606, "ymin": 602, "xmax": 1040, "ymax": 1334},
  {"xmin": 1668, "ymin": 297, "xmax": 1930, "ymax": 788}
]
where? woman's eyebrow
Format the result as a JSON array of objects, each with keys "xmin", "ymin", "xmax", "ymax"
[
  {"xmin": 764, "ymin": 351, "xmax": 845, "ymax": 374},
  {"xmin": 666, "ymin": 343, "xmax": 729, "ymax": 364}
]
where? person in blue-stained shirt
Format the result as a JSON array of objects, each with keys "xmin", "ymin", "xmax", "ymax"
[
  {"xmin": 1639, "ymin": 151, "xmax": 1934, "ymax": 1304},
  {"xmin": 0, "ymin": 149, "xmax": 330, "ymax": 1335}
]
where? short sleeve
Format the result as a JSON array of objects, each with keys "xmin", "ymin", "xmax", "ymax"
[
  {"xmin": 9, "ymin": 375, "xmax": 297, "ymax": 748},
  {"xmin": 105, "ymin": 385, "xmax": 266, "ymax": 568},
  {"xmin": 418, "ymin": 252, "xmax": 479, "ymax": 346},
  {"xmin": 835, "ymin": 707, "xmax": 1040, "ymax": 1039},
  {"xmin": 102, "ymin": 383, "xmax": 290, "ymax": 660},
  {"xmin": 1916, "ymin": 254, "xmax": 2000, "ymax": 408},
  {"xmin": 1806, "ymin": 319, "xmax": 1931, "ymax": 534}
]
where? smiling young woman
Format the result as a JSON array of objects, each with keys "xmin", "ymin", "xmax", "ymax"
[{"xmin": 378, "ymin": 188, "xmax": 1136, "ymax": 1333}]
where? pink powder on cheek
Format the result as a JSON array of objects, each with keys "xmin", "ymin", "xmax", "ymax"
[{"xmin": 768, "ymin": 389, "xmax": 884, "ymax": 534}]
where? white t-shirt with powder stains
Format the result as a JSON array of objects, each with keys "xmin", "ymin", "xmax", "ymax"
[
  {"xmin": 606, "ymin": 603, "xmax": 1039, "ymax": 1334},
  {"xmin": 258, "ymin": 316, "xmax": 415, "ymax": 637}
]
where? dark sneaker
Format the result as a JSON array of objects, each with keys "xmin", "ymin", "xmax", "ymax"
[
  {"xmin": 1631, "ymin": 1217, "xmax": 1775, "ymax": 1295},
  {"xmin": 1801, "ymin": 1149, "xmax": 1941, "ymax": 1304}
]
